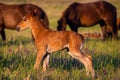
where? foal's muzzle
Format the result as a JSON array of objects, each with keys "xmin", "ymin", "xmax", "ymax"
[{"xmin": 16, "ymin": 26, "xmax": 20, "ymax": 32}]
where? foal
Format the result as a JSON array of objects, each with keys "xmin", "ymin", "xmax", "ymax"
[{"xmin": 16, "ymin": 11, "xmax": 95, "ymax": 77}]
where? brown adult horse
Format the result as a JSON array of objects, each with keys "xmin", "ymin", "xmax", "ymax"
[
  {"xmin": 0, "ymin": 3, "xmax": 49, "ymax": 41},
  {"xmin": 57, "ymin": 1, "xmax": 118, "ymax": 40},
  {"xmin": 16, "ymin": 11, "xmax": 95, "ymax": 77}
]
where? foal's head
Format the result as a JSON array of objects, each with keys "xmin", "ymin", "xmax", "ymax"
[{"xmin": 16, "ymin": 10, "xmax": 37, "ymax": 31}]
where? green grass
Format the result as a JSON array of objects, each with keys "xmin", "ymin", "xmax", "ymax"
[
  {"xmin": 0, "ymin": 39, "xmax": 120, "ymax": 80},
  {"xmin": 0, "ymin": 0, "xmax": 120, "ymax": 80}
]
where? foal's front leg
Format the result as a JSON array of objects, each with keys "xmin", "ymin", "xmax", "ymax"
[{"xmin": 34, "ymin": 48, "xmax": 46, "ymax": 70}]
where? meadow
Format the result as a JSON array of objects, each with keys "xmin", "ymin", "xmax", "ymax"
[{"xmin": 0, "ymin": 0, "xmax": 120, "ymax": 80}]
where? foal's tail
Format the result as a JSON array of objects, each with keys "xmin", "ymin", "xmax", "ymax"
[{"xmin": 78, "ymin": 33, "xmax": 92, "ymax": 60}]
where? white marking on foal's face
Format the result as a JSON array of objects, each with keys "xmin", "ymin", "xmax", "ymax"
[{"xmin": 18, "ymin": 16, "xmax": 30, "ymax": 31}]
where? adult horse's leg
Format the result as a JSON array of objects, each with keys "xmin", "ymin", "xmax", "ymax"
[
  {"xmin": 107, "ymin": 25, "xmax": 118, "ymax": 40},
  {"xmin": 68, "ymin": 47, "xmax": 95, "ymax": 77},
  {"xmin": 101, "ymin": 26, "xmax": 108, "ymax": 40},
  {"xmin": 34, "ymin": 48, "xmax": 46, "ymax": 70},
  {"xmin": 103, "ymin": 13, "xmax": 118, "ymax": 40},
  {"xmin": 70, "ymin": 26, "xmax": 78, "ymax": 32},
  {"xmin": 100, "ymin": 21, "xmax": 108, "ymax": 40},
  {"xmin": 0, "ymin": 29, "xmax": 6, "ymax": 41},
  {"xmin": 42, "ymin": 53, "xmax": 50, "ymax": 72}
]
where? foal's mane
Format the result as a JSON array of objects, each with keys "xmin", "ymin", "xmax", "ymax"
[{"xmin": 30, "ymin": 11, "xmax": 49, "ymax": 29}]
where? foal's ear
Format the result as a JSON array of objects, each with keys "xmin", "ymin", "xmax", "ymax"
[
  {"xmin": 40, "ymin": 19, "xmax": 44, "ymax": 23},
  {"xmin": 33, "ymin": 9, "xmax": 37, "ymax": 16},
  {"xmin": 31, "ymin": 9, "xmax": 37, "ymax": 16}
]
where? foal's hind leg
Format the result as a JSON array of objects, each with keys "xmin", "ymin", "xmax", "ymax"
[
  {"xmin": 68, "ymin": 48, "xmax": 95, "ymax": 77},
  {"xmin": 42, "ymin": 53, "xmax": 50, "ymax": 72},
  {"xmin": 84, "ymin": 54, "xmax": 95, "ymax": 77}
]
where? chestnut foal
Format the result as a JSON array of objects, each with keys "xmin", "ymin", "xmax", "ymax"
[{"xmin": 16, "ymin": 11, "xmax": 95, "ymax": 77}]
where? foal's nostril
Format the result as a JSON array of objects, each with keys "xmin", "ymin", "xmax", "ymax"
[{"xmin": 16, "ymin": 26, "xmax": 20, "ymax": 31}]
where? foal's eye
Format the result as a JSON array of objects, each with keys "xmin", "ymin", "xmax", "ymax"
[{"xmin": 24, "ymin": 19, "xmax": 27, "ymax": 21}]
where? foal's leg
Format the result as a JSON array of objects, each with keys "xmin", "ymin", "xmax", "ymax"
[
  {"xmin": 34, "ymin": 49, "xmax": 46, "ymax": 70},
  {"xmin": 68, "ymin": 48, "xmax": 95, "ymax": 77},
  {"xmin": 42, "ymin": 53, "xmax": 50, "ymax": 72},
  {"xmin": 68, "ymin": 50, "xmax": 89, "ymax": 75},
  {"xmin": 84, "ymin": 54, "xmax": 95, "ymax": 77}
]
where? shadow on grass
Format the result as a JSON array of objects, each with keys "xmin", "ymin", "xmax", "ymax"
[
  {"xmin": 0, "ymin": 37, "xmax": 33, "ymax": 46},
  {"xmin": 49, "ymin": 53, "xmax": 84, "ymax": 71},
  {"xmin": 49, "ymin": 51, "xmax": 120, "ymax": 72},
  {"xmin": 0, "ymin": 52, "xmax": 35, "ymax": 72},
  {"xmin": 0, "ymin": 52, "xmax": 36, "ymax": 80}
]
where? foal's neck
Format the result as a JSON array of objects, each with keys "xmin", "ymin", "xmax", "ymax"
[{"xmin": 30, "ymin": 17, "xmax": 48, "ymax": 39}]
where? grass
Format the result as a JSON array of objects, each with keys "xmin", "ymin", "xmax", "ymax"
[
  {"xmin": 0, "ymin": 39, "xmax": 120, "ymax": 80},
  {"xmin": 0, "ymin": 0, "xmax": 120, "ymax": 80}
]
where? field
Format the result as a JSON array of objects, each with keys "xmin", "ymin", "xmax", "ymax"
[{"xmin": 0, "ymin": 0, "xmax": 120, "ymax": 80}]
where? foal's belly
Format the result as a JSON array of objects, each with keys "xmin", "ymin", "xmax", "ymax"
[
  {"xmin": 47, "ymin": 41, "xmax": 68, "ymax": 53},
  {"xmin": 46, "ymin": 32, "xmax": 68, "ymax": 52}
]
